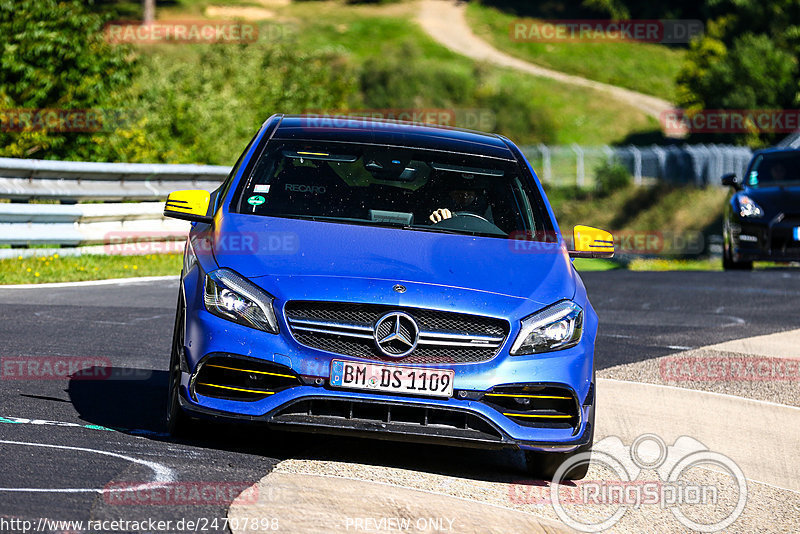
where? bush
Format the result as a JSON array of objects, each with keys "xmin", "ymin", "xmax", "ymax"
[
  {"xmin": 96, "ymin": 38, "xmax": 358, "ymax": 164},
  {"xmin": 0, "ymin": 0, "xmax": 135, "ymax": 160},
  {"xmin": 594, "ymin": 159, "xmax": 631, "ymax": 196}
]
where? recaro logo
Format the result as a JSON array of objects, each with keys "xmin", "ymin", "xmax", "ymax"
[{"xmin": 285, "ymin": 184, "xmax": 327, "ymax": 194}]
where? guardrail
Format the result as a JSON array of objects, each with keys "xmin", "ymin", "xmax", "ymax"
[
  {"xmin": 0, "ymin": 157, "xmax": 229, "ymax": 201},
  {"xmin": 0, "ymin": 202, "xmax": 190, "ymax": 248},
  {"xmin": 0, "ymin": 157, "xmax": 226, "ymax": 252}
]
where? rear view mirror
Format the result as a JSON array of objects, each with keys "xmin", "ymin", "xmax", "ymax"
[
  {"xmin": 721, "ymin": 173, "xmax": 741, "ymax": 189},
  {"xmin": 164, "ymin": 189, "xmax": 212, "ymax": 223},
  {"xmin": 568, "ymin": 225, "xmax": 614, "ymax": 259}
]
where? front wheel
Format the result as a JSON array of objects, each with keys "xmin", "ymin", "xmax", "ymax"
[
  {"xmin": 722, "ymin": 242, "xmax": 753, "ymax": 271},
  {"xmin": 166, "ymin": 287, "xmax": 193, "ymax": 437}
]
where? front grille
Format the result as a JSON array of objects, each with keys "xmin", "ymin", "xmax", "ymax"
[
  {"xmin": 284, "ymin": 301, "xmax": 509, "ymax": 364},
  {"xmin": 271, "ymin": 398, "xmax": 504, "ymax": 444},
  {"xmin": 481, "ymin": 385, "xmax": 580, "ymax": 432}
]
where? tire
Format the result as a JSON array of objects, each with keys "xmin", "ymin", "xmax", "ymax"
[
  {"xmin": 525, "ymin": 403, "xmax": 595, "ymax": 481},
  {"xmin": 166, "ymin": 286, "xmax": 193, "ymax": 437},
  {"xmin": 722, "ymin": 242, "xmax": 753, "ymax": 271}
]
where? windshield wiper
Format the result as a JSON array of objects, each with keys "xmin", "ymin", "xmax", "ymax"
[{"xmin": 409, "ymin": 225, "xmax": 507, "ymax": 238}]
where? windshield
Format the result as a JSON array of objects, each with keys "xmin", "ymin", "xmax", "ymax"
[
  {"xmin": 747, "ymin": 152, "xmax": 800, "ymax": 187},
  {"xmin": 232, "ymin": 141, "xmax": 554, "ymax": 240}
]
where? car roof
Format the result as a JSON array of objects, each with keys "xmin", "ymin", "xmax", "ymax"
[
  {"xmin": 271, "ymin": 114, "xmax": 517, "ymax": 161},
  {"xmin": 752, "ymin": 147, "xmax": 800, "ymax": 157}
]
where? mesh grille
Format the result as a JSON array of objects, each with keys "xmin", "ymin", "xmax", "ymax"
[{"xmin": 285, "ymin": 301, "xmax": 509, "ymax": 364}]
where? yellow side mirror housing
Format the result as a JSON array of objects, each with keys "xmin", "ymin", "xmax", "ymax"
[
  {"xmin": 164, "ymin": 190, "xmax": 212, "ymax": 223},
  {"xmin": 569, "ymin": 225, "xmax": 615, "ymax": 259}
]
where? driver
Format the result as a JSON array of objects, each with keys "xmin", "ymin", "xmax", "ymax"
[
  {"xmin": 429, "ymin": 184, "xmax": 490, "ymax": 223},
  {"xmin": 770, "ymin": 161, "xmax": 787, "ymax": 182}
]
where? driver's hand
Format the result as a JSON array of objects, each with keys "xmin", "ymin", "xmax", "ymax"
[{"xmin": 429, "ymin": 208, "xmax": 453, "ymax": 223}]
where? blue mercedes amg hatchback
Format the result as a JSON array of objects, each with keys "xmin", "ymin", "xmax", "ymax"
[{"xmin": 164, "ymin": 115, "xmax": 613, "ymax": 479}]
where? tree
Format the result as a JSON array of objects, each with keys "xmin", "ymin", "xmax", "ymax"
[
  {"xmin": 0, "ymin": 0, "xmax": 136, "ymax": 159},
  {"xmin": 676, "ymin": 1, "xmax": 800, "ymax": 145},
  {"xmin": 143, "ymin": 0, "xmax": 154, "ymax": 24}
]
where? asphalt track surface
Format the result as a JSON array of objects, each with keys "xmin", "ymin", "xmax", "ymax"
[{"xmin": 0, "ymin": 270, "xmax": 798, "ymax": 532}]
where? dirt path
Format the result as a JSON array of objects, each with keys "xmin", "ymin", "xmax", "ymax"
[{"xmin": 416, "ymin": 0, "xmax": 675, "ymax": 127}]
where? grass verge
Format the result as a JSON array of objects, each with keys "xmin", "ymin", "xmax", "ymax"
[
  {"xmin": 465, "ymin": 2, "xmax": 683, "ymax": 101},
  {"xmin": 0, "ymin": 253, "xmax": 181, "ymax": 284}
]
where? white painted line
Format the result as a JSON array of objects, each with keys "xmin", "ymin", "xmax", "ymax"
[
  {"xmin": 0, "ymin": 439, "xmax": 174, "ymax": 493},
  {"xmin": 0, "ymin": 415, "xmax": 169, "ymax": 437},
  {"xmin": 0, "ymin": 275, "xmax": 178, "ymax": 289}
]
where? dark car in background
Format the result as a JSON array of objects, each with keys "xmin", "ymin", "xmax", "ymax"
[{"xmin": 722, "ymin": 148, "xmax": 800, "ymax": 270}]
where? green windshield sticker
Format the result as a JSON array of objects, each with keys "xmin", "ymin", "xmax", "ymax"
[
  {"xmin": 748, "ymin": 171, "xmax": 759, "ymax": 185},
  {"xmin": 247, "ymin": 195, "xmax": 266, "ymax": 206}
]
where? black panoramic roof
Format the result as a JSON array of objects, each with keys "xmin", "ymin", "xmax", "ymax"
[{"xmin": 271, "ymin": 115, "xmax": 517, "ymax": 161}]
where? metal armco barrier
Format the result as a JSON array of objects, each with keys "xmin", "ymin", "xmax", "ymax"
[
  {"xmin": 0, "ymin": 157, "xmax": 229, "ymax": 201},
  {"xmin": 0, "ymin": 202, "xmax": 190, "ymax": 246}
]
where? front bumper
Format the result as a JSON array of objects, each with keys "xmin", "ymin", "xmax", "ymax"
[
  {"xmin": 177, "ymin": 267, "xmax": 596, "ymax": 452},
  {"xmin": 730, "ymin": 217, "xmax": 800, "ymax": 262},
  {"xmin": 178, "ymin": 379, "xmax": 594, "ymax": 453}
]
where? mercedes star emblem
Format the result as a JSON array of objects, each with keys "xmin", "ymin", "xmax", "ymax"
[{"xmin": 373, "ymin": 311, "xmax": 419, "ymax": 358}]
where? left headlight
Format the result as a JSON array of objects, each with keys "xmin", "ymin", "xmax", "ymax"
[
  {"xmin": 510, "ymin": 300, "xmax": 583, "ymax": 355},
  {"xmin": 738, "ymin": 195, "xmax": 763, "ymax": 218},
  {"xmin": 203, "ymin": 269, "xmax": 279, "ymax": 333}
]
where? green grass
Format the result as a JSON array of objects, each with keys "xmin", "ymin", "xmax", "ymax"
[
  {"xmin": 627, "ymin": 258, "xmax": 722, "ymax": 271},
  {"xmin": 572, "ymin": 258, "xmax": 621, "ymax": 271},
  {"xmin": 279, "ymin": 4, "xmax": 657, "ymax": 145},
  {"xmin": 546, "ymin": 184, "xmax": 729, "ymax": 234},
  {"xmin": 465, "ymin": 2, "xmax": 684, "ymax": 101},
  {"xmin": 0, "ymin": 253, "xmax": 181, "ymax": 284},
  {"xmin": 121, "ymin": 1, "xmax": 658, "ymax": 157}
]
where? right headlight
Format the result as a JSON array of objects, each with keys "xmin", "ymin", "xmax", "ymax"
[
  {"xmin": 510, "ymin": 300, "xmax": 583, "ymax": 355},
  {"xmin": 203, "ymin": 269, "xmax": 279, "ymax": 333}
]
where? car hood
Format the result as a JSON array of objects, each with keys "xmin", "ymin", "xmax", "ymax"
[
  {"xmin": 743, "ymin": 184, "xmax": 800, "ymax": 213},
  {"xmin": 209, "ymin": 214, "xmax": 576, "ymax": 308}
]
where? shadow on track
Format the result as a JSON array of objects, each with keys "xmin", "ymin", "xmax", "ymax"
[{"xmin": 67, "ymin": 366, "xmax": 530, "ymax": 484}]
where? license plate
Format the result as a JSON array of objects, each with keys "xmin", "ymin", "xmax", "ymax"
[
  {"xmin": 794, "ymin": 227, "xmax": 800, "ymax": 241},
  {"xmin": 329, "ymin": 360, "xmax": 454, "ymax": 398}
]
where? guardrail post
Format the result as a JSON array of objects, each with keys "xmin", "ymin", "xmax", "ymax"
[
  {"xmin": 629, "ymin": 146, "xmax": 642, "ymax": 186},
  {"xmin": 537, "ymin": 144, "xmax": 551, "ymax": 183},
  {"xmin": 571, "ymin": 143, "xmax": 584, "ymax": 188}
]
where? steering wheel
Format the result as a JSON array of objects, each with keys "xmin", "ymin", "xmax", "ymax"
[{"xmin": 452, "ymin": 211, "xmax": 492, "ymax": 224}]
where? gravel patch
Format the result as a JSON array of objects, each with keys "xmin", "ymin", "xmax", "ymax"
[
  {"xmin": 272, "ymin": 458, "xmax": 800, "ymax": 533},
  {"xmin": 599, "ymin": 348, "xmax": 800, "ymax": 407}
]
